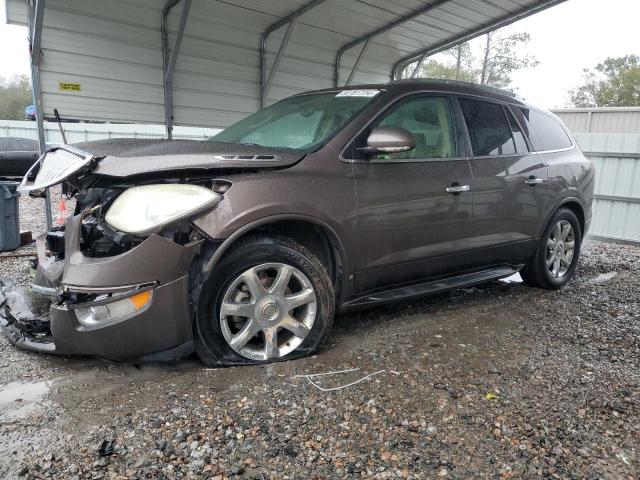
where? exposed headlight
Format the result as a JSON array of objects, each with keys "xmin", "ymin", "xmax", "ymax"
[
  {"xmin": 75, "ymin": 290, "xmax": 153, "ymax": 328},
  {"xmin": 105, "ymin": 184, "xmax": 221, "ymax": 235}
]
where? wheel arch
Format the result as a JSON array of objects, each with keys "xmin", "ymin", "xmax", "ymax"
[
  {"xmin": 200, "ymin": 214, "xmax": 347, "ymax": 300},
  {"xmin": 543, "ymin": 197, "xmax": 586, "ymax": 238}
]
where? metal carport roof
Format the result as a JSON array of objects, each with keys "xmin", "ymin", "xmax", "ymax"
[{"xmin": 7, "ymin": 0, "xmax": 566, "ymax": 134}]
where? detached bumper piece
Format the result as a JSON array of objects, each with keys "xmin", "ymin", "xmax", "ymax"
[
  {"xmin": 0, "ymin": 213, "xmax": 202, "ymax": 362},
  {"xmin": 0, "ymin": 278, "xmax": 194, "ymax": 361},
  {"xmin": 0, "ymin": 281, "xmax": 56, "ymax": 353}
]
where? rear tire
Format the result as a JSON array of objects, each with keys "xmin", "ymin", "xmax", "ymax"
[
  {"xmin": 521, "ymin": 208, "xmax": 582, "ymax": 290},
  {"xmin": 194, "ymin": 234, "xmax": 335, "ymax": 367}
]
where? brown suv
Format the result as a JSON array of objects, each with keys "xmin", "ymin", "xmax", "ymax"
[{"xmin": 0, "ymin": 79, "xmax": 594, "ymax": 366}]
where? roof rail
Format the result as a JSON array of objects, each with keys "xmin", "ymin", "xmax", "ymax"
[{"xmin": 390, "ymin": 78, "xmax": 518, "ymax": 98}]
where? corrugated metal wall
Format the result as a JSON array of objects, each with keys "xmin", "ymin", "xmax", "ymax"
[
  {"xmin": 553, "ymin": 108, "xmax": 640, "ymax": 134},
  {"xmin": 553, "ymin": 108, "xmax": 640, "ymax": 244}
]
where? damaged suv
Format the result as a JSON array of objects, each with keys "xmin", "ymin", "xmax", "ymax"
[{"xmin": 0, "ymin": 80, "xmax": 594, "ymax": 366}]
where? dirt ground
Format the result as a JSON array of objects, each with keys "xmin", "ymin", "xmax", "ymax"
[{"xmin": 0, "ymin": 194, "xmax": 638, "ymax": 479}]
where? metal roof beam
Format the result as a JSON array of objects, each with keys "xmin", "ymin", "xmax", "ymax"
[
  {"xmin": 161, "ymin": 0, "xmax": 191, "ymax": 139},
  {"xmin": 262, "ymin": 18, "xmax": 297, "ymax": 106},
  {"xmin": 392, "ymin": 0, "xmax": 568, "ymax": 80},
  {"xmin": 260, "ymin": 0, "xmax": 326, "ymax": 108},
  {"xmin": 334, "ymin": 0, "xmax": 454, "ymax": 87},
  {"xmin": 345, "ymin": 39, "xmax": 369, "ymax": 86},
  {"xmin": 27, "ymin": 0, "xmax": 52, "ymax": 229},
  {"xmin": 29, "ymin": 0, "xmax": 44, "ymax": 66}
]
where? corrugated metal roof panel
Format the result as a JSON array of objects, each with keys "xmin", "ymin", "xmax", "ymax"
[{"xmin": 7, "ymin": 0, "xmax": 566, "ymax": 127}]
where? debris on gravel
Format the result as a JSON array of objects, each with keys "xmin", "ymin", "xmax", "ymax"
[{"xmin": 0, "ymin": 196, "xmax": 638, "ymax": 479}]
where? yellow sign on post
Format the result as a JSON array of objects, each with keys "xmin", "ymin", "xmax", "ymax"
[{"xmin": 58, "ymin": 82, "xmax": 81, "ymax": 92}]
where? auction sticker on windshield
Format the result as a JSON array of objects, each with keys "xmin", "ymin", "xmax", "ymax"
[{"xmin": 336, "ymin": 89, "xmax": 380, "ymax": 97}]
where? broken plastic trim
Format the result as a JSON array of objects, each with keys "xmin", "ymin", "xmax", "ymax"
[
  {"xmin": 63, "ymin": 281, "xmax": 157, "ymax": 308},
  {"xmin": 18, "ymin": 145, "xmax": 96, "ymax": 192}
]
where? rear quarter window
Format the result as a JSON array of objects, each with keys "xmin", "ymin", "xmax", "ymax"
[{"xmin": 519, "ymin": 108, "xmax": 573, "ymax": 152}]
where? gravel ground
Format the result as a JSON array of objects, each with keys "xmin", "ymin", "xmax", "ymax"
[{"xmin": 0, "ymin": 194, "xmax": 638, "ymax": 479}]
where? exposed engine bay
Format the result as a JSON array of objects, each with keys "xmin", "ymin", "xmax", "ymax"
[{"xmin": 0, "ymin": 139, "xmax": 302, "ymax": 361}]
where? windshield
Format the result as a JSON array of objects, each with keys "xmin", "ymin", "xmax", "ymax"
[{"xmin": 210, "ymin": 91, "xmax": 379, "ymax": 151}]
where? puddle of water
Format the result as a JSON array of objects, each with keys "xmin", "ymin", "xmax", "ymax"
[
  {"xmin": 590, "ymin": 272, "xmax": 618, "ymax": 283},
  {"xmin": 0, "ymin": 380, "xmax": 53, "ymax": 421},
  {"xmin": 0, "ymin": 380, "xmax": 52, "ymax": 407},
  {"xmin": 500, "ymin": 272, "xmax": 523, "ymax": 284}
]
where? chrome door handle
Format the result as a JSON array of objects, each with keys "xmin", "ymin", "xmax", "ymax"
[
  {"xmin": 525, "ymin": 177, "xmax": 544, "ymax": 186},
  {"xmin": 446, "ymin": 184, "xmax": 470, "ymax": 194}
]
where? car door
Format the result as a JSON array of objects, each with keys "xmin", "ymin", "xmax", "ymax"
[
  {"xmin": 7, "ymin": 138, "xmax": 39, "ymax": 176},
  {"xmin": 344, "ymin": 94, "xmax": 474, "ymax": 293},
  {"xmin": 456, "ymin": 97, "xmax": 550, "ymax": 266}
]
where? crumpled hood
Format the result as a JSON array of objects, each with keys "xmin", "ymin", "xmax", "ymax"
[{"xmin": 70, "ymin": 138, "xmax": 306, "ymax": 177}]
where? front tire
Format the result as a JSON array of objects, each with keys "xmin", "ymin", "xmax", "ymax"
[
  {"xmin": 521, "ymin": 208, "xmax": 582, "ymax": 290},
  {"xmin": 194, "ymin": 235, "xmax": 335, "ymax": 367}
]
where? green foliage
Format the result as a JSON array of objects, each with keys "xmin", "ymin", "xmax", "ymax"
[
  {"xmin": 407, "ymin": 31, "xmax": 537, "ymax": 91},
  {"xmin": 479, "ymin": 32, "xmax": 538, "ymax": 89},
  {"xmin": 570, "ymin": 55, "xmax": 640, "ymax": 107},
  {"xmin": 419, "ymin": 59, "xmax": 478, "ymax": 83},
  {"xmin": 0, "ymin": 75, "xmax": 33, "ymax": 120}
]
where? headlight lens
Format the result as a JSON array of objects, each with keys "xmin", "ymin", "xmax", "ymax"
[
  {"xmin": 105, "ymin": 184, "xmax": 221, "ymax": 235},
  {"xmin": 75, "ymin": 290, "xmax": 153, "ymax": 328}
]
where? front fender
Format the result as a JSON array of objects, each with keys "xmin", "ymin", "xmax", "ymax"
[{"xmin": 190, "ymin": 169, "xmax": 357, "ymax": 280}]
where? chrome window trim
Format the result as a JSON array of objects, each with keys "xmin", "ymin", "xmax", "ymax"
[
  {"xmin": 531, "ymin": 145, "xmax": 576, "ymax": 155},
  {"xmin": 464, "ymin": 144, "xmax": 576, "ymax": 160},
  {"xmin": 364, "ymin": 155, "xmax": 470, "ymax": 164}
]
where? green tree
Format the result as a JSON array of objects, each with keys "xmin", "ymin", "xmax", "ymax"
[
  {"xmin": 418, "ymin": 58, "xmax": 478, "ymax": 83},
  {"xmin": 408, "ymin": 42, "xmax": 477, "ymax": 81},
  {"xmin": 0, "ymin": 75, "xmax": 33, "ymax": 120},
  {"xmin": 407, "ymin": 31, "xmax": 537, "ymax": 90},
  {"xmin": 479, "ymin": 31, "xmax": 538, "ymax": 88},
  {"xmin": 570, "ymin": 55, "xmax": 640, "ymax": 107},
  {"xmin": 440, "ymin": 43, "xmax": 477, "ymax": 81}
]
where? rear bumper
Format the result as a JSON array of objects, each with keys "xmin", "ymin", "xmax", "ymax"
[{"xmin": 0, "ymin": 213, "xmax": 201, "ymax": 362}]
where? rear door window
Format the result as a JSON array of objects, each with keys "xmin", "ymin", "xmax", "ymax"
[
  {"xmin": 458, "ymin": 98, "xmax": 515, "ymax": 156},
  {"xmin": 504, "ymin": 108, "xmax": 529, "ymax": 153},
  {"xmin": 518, "ymin": 108, "xmax": 573, "ymax": 152}
]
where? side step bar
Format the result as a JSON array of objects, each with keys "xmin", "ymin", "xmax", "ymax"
[{"xmin": 342, "ymin": 266, "xmax": 522, "ymax": 310}]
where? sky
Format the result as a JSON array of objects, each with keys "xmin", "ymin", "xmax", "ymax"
[{"xmin": 1, "ymin": 0, "xmax": 639, "ymax": 109}]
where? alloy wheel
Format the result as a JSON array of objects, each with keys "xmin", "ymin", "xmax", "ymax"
[
  {"xmin": 219, "ymin": 263, "xmax": 317, "ymax": 361},
  {"xmin": 545, "ymin": 220, "xmax": 575, "ymax": 278}
]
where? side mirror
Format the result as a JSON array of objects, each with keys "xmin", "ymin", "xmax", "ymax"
[{"xmin": 359, "ymin": 126, "xmax": 416, "ymax": 155}]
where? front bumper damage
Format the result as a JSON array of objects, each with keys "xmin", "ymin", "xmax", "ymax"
[{"xmin": 0, "ymin": 214, "xmax": 201, "ymax": 362}]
